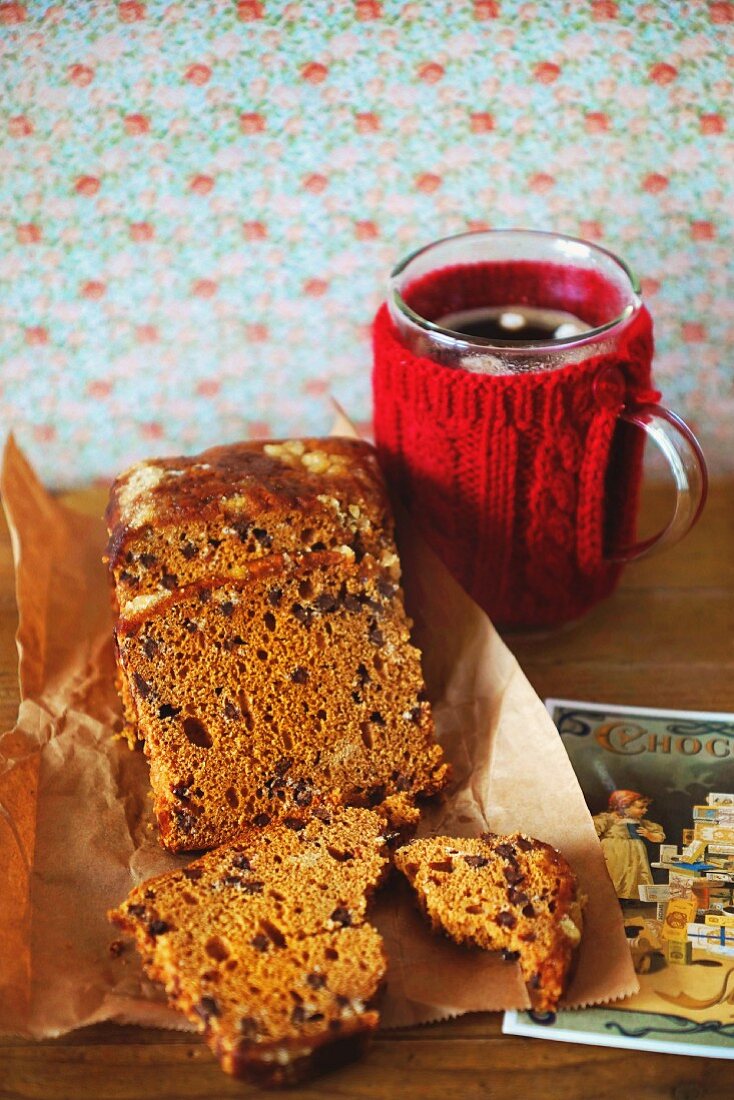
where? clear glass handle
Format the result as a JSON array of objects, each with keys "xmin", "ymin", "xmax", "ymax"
[{"xmin": 609, "ymin": 404, "xmax": 708, "ymax": 562}]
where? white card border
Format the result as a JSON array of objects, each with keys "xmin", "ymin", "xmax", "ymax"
[
  {"xmin": 502, "ymin": 1009, "xmax": 734, "ymax": 1059},
  {"xmin": 545, "ymin": 698, "xmax": 734, "ymax": 723}
]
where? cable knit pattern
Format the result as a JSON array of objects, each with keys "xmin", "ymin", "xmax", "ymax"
[{"xmin": 372, "ymin": 272, "xmax": 655, "ymax": 628}]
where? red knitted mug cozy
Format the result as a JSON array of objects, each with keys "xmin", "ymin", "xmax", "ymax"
[{"xmin": 372, "ymin": 262, "xmax": 659, "ymax": 628}]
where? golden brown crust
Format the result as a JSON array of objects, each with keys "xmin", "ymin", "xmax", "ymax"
[
  {"xmin": 109, "ymin": 808, "xmax": 390, "ymax": 1085},
  {"xmin": 394, "ymin": 832, "xmax": 584, "ymax": 1013},
  {"xmin": 105, "ymin": 437, "xmax": 393, "ymax": 611}
]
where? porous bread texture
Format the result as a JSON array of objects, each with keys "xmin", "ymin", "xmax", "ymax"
[
  {"xmin": 115, "ymin": 549, "xmax": 448, "ymax": 851},
  {"xmin": 394, "ymin": 832, "xmax": 584, "ymax": 1013},
  {"xmin": 109, "ymin": 808, "xmax": 390, "ymax": 1087},
  {"xmin": 105, "ymin": 437, "xmax": 393, "ymax": 615}
]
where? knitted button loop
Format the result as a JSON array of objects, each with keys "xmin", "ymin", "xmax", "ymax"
[{"xmin": 593, "ymin": 365, "xmax": 627, "ymax": 408}]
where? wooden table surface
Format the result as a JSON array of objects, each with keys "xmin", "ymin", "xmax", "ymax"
[{"xmin": 1, "ymin": 482, "xmax": 733, "ymax": 1100}]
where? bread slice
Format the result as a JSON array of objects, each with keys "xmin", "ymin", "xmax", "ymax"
[
  {"xmin": 106, "ymin": 438, "xmax": 392, "ymax": 616},
  {"xmin": 115, "ymin": 549, "xmax": 448, "ymax": 851},
  {"xmin": 394, "ymin": 832, "xmax": 583, "ymax": 1013},
  {"xmin": 109, "ymin": 808, "xmax": 390, "ymax": 1085}
]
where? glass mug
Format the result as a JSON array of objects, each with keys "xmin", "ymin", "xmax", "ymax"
[{"xmin": 372, "ymin": 229, "xmax": 707, "ymax": 630}]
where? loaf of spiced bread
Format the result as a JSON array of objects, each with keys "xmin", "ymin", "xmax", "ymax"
[
  {"xmin": 109, "ymin": 808, "xmax": 390, "ymax": 1086},
  {"xmin": 394, "ymin": 832, "xmax": 584, "ymax": 1013},
  {"xmin": 106, "ymin": 438, "xmax": 450, "ymax": 850}
]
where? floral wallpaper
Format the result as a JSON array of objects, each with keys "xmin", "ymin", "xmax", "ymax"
[{"xmin": 0, "ymin": 0, "xmax": 732, "ymax": 486}]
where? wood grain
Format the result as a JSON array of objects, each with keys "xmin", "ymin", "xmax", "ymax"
[{"xmin": 1, "ymin": 483, "xmax": 733, "ymax": 1099}]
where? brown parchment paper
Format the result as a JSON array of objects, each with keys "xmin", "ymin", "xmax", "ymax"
[{"xmin": 0, "ymin": 433, "xmax": 638, "ymax": 1040}]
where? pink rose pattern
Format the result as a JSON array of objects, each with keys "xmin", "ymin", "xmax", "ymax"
[{"xmin": 0, "ymin": 0, "xmax": 732, "ymax": 484}]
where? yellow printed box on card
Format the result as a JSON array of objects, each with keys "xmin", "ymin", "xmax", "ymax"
[
  {"xmin": 693, "ymin": 823, "xmax": 734, "ymax": 844},
  {"xmin": 665, "ymin": 939, "xmax": 693, "ymax": 965},
  {"xmin": 661, "ymin": 897, "xmax": 699, "ymax": 942},
  {"xmin": 703, "ymin": 912, "xmax": 734, "ymax": 928}
]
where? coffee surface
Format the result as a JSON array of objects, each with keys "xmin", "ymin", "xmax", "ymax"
[{"xmin": 437, "ymin": 305, "xmax": 591, "ymax": 343}]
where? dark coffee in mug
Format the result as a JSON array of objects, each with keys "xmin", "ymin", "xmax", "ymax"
[{"xmin": 437, "ymin": 305, "xmax": 591, "ymax": 343}]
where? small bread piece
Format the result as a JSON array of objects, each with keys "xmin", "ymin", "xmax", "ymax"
[
  {"xmin": 115, "ymin": 550, "xmax": 448, "ymax": 850},
  {"xmin": 109, "ymin": 808, "xmax": 390, "ymax": 1086},
  {"xmin": 394, "ymin": 832, "xmax": 584, "ymax": 1013},
  {"xmin": 106, "ymin": 437, "xmax": 393, "ymax": 615}
]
